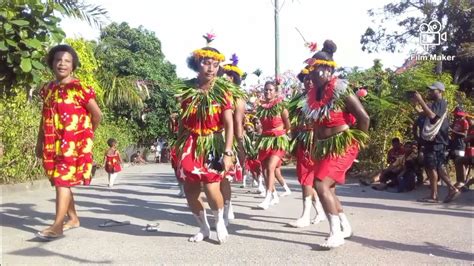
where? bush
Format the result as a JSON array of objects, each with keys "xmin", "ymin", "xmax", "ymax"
[
  {"xmin": 0, "ymin": 89, "xmax": 42, "ymax": 183},
  {"xmin": 93, "ymin": 118, "xmax": 138, "ymax": 166},
  {"xmin": 0, "ymin": 88, "xmax": 138, "ymax": 183}
]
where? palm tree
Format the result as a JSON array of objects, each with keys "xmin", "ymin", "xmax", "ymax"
[
  {"xmin": 101, "ymin": 74, "xmax": 149, "ymax": 111},
  {"xmin": 48, "ymin": 0, "xmax": 109, "ymax": 28}
]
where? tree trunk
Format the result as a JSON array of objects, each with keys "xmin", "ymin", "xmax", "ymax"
[
  {"xmin": 434, "ymin": 0, "xmax": 447, "ymax": 75},
  {"xmin": 381, "ymin": 133, "xmax": 387, "ymax": 169}
]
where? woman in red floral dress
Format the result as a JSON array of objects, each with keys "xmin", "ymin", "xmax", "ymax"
[{"xmin": 35, "ymin": 45, "xmax": 102, "ymax": 240}]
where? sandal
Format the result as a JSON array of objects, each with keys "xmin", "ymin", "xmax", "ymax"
[
  {"xmin": 454, "ymin": 182, "xmax": 465, "ymax": 190},
  {"xmin": 143, "ymin": 223, "xmax": 160, "ymax": 232},
  {"xmin": 443, "ymin": 190, "xmax": 461, "ymax": 203},
  {"xmin": 35, "ymin": 230, "xmax": 64, "ymax": 241},
  {"xmin": 417, "ymin": 197, "xmax": 439, "ymax": 203},
  {"xmin": 99, "ymin": 219, "xmax": 131, "ymax": 227}
]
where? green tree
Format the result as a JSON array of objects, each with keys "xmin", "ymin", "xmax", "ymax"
[
  {"xmin": 0, "ymin": 0, "xmax": 108, "ymax": 96},
  {"xmin": 95, "ymin": 22, "xmax": 178, "ymax": 143},
  {"xmin": 347, "ymin": 59, "xmax": 460, "ymax": 169},
  {"xmin": 360, "ymin": 0, "xmax": 473, "ymax": 93}
]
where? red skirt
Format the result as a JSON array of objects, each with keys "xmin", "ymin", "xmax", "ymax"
[
  {"xmin": 296, "ymin": 144, "xmax": 314, "ymax": 186},
  {"xmin": 258, "ymin": 149, "xmax": 285, "ymax": 164},
  {"xmin": 178, "ymin": 134, "xmax": 223, "ymax": 184},
  {"xmin": 170, "ymin": 146, "xmax": 178, "ymax": 170},
  {"xmin": 228, "ymin": 161, "xmax": 243, "ymax": 182},
  {"xmin": 314, "ymin": 143, "xmax": 359, "ymax": 184},
  {"xmin": 245, "ymin": 159, "xmax": 261, "ymax": 175},
  {"xmin": 105, "ymin": 155, "xmax": 122, "ymax": 174}
]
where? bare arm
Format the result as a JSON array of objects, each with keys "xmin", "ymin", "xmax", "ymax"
[
  {"xmin": 413, "ymin": 92, "xmax": 436, "ymax": 120},
  {"xmin": 223, "ymin": 109, "xmax": 234, "ymax": 152},
  {"xmin": 345, "ymin": 94, "xmax": 370, "ymax": 132},
  {"xmin": 223, "ymin": 108, "xmax": 234, "ymax": 172},
  {"xmin": 234, "ymin": 99, "xmax": 247, "ymax": 163},
  {"xmin": 234, "ymin": 99, "xmax": 245, "ymax": 141},
  {"xmin": 86, "ymin": 99, "xmax": 102, "ymax": 131},
  {"xmin": 281, "ymin": 108, "xmax": 291, "ymax": 133}
]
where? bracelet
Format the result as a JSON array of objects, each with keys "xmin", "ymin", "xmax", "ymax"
[{"xmin": 224, "ymin": 150, "xmax": 234, "ymax": 157}]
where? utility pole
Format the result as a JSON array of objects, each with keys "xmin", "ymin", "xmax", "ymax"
[{"xmin": 274, "ymin": 0, "xmax": 280, "ymax": 80}]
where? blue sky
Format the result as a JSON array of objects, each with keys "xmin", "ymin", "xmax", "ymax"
[{"xmin": 61, "ymin": 0, "xmax": 421, "ymax": 82}]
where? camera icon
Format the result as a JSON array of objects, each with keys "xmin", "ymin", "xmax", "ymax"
[{"xmin": 419, "ymin": 20, "xmax": 447, "ymax": 47}]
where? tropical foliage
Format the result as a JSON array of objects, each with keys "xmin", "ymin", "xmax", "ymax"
[
  {"xmin": 360, "ymin": 0, "xmax": 473, "ymax": 92},
  {"xmin": 95, "ymin": 22, "xmax": 179, "ymax": 141},
  {"xmin": 0, "ymin": 2, "xmax": 175, "ymax": 183},
  {"xmin": 348, "ymin": 59, "xmax": 471, "ymax": 170},
  {"xmin": 0, "ymin": 89, "xmax": 42, "ymax": 183},
  {"xmin": 0, "ymin": 0, "xmax": 107, "ymax": 96}
]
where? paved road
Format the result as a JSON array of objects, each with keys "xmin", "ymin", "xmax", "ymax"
[{"xmin": 1, "ymin": 163, "xmax": 473, "ymax": 265}]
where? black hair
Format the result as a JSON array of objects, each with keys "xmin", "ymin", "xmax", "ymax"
[
  {"xmin": 391, "ymin": 137, "xmax": 401, "ymax": 144},
  {"xmin": 223, "ymin": 64, "xmax": 242, "ymax": 85},
  {"xmin": 264, "ymin": 80, "xmax": 278, "ymax": 91},
  {"xmin": 311, "ymin": 40, "xmax": 337, "ymax": 73},
  {"xmin": 186, "ymin": 47, "xmax": 221, "ymax": 72},
  {"xmin": 217, "ymin": 66, "xmax": 225, "ymax": 77},
  {"xmin": 107, "ymin": 138, "xmax": 117, "ymax": 147},
  {"xmin": 297, "ymin": 72, "xmax": 307, "ymax": 83},
  {"xmin": 47, "ymin": 44, "xmax": 80, "ymax": 71}
]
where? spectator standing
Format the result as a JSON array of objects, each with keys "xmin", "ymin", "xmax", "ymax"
[{"xmin": 411, "ymin": 82, "xmax": 460, "ymax": 203}]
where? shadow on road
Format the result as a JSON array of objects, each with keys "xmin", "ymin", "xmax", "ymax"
[
  {"xmin": 9, "ymin": 246, "xmax": 112, "ymax": 264},
  {"xmin": 350, "ymin": 235, "xmax": 473, "ymax": 262}
]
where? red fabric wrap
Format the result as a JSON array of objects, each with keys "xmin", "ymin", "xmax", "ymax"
[
  {"xmin": 177, "ymin": 92, "xmax": 232, "ymax": 183},
  {"xmin": 261, "ymin": 129, "xmax": 286, "ymax": 137},
  {"xmin": 233, "ymin": 161, "xmax": 243, "ymax": 182},
  {"xmin": 313, "ymin": 142, "xmax": 359, "ymax": 184},
  {"xmin": 170, "ymin": 146, "xmax": 178, "ymax": 170},
  {"xmin": 261, "ymin": 117, "xmax": 283, "ymax": 132},
  {"xmin": 314, "ymin": 110, "xmax": 356, "ymax": 128},
  {"xmin": 181, "ymin": 96, "xmax": 232, "ymax": 136},
  {"xmin": 245, "ymin": 159, "xmax": 261, "ymax": 175},
  {"xmin": 258, "ymin": 149, "xmax": 285, "ymax": 164},
  {"xmin": 178, "ymin": 134, "xmax": 223, "ymax": 184},
  {"xmin": 105, "ymin": 154, "xmax": 122, "ymax": 173},
  {"xmin": 296, "ymin": 144, "xmax": 314, "ymax": 186}
]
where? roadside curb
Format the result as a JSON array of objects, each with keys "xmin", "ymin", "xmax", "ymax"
[{"xmin": 1, "ymin": 164, "xmax": 131, "ymax": 197}]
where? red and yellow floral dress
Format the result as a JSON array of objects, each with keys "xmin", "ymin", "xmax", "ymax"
[
  {"xmin": 256, "ymin": 96, "xmax": 289, "ymax": 163},
  {"xmin": 40, "ymin": 79, "xmax": 96, "ymax": 187},
  {"xmin": 174, "ymin": 78, "xmax": 234, "ymax": 184}
]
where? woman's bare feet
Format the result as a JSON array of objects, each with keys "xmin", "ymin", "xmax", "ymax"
[
  {"xmin": 63, "ymin": 220, "xmax": 80, "ymax": 231},
  {"xmin": 40, "ymin": 224, "xmax": 63, "ymax": 237}
]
